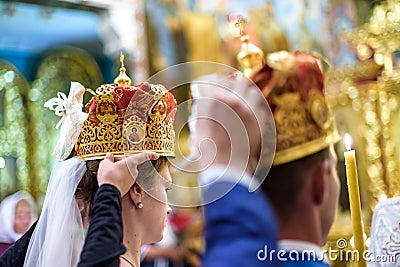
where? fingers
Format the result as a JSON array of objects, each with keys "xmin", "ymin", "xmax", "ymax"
[
  {"xmin": 128, "ymin": 151, "xmax": 160, "ymax": 165},
  {"xmin": 98, "ymin": 153, "xmax": 114, "ymax": 171},
  {"xmin": 106, "ymin": 152, "xmax": 160, "ymax": 167},
  {"xmin": 97, "ymin": 152, "xmax": 161, "ymax": 196},
  {"xmin": 104, "ymin": 153, "xmax": 115, "ymax": 162},
  {"xmin": 123, "ymin": 152, "xmax": 160, "ymax": 184}
]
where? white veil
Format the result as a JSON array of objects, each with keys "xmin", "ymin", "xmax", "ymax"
[
  {"xmin": 23, "ymin": 82, "xmax": 88, "ymax": 267},
  {"xmin": 23, "ymin": 157, "xmax": 86, "ymax": 267}
]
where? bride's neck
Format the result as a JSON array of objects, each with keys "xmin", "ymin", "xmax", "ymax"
[{"xmin": 122, "ymin": 209, "xmax": 142, "ymax": 267}]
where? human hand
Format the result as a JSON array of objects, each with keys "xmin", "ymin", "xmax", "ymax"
[
  {"xmin": 167, "ymin": 245, "xmax": 188, "ymax": 263},
  {"xmin": 97, "ymin": 152, "xmax": 160, "ymax": 196}
]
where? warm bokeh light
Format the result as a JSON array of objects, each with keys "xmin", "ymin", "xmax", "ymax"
[{"xmin": 0, "ymin": 156, "xmax": 5, "ymax": 169}]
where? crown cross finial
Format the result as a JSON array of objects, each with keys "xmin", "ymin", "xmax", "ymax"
[
  {"xmin": 229, "ymin": 13, "xmax": 247, "ymax": 38},
  {"xmin": 234, "ymin": 15, "xmax": 247, "ymax": 36},
  {"xmin": 114, "ymin": 51, "xmax": 131, "ymax": 86},
  {"xmin": 230, "ymin": 15, "xmax": 264, "ymax": 77},
  {"xmin": 120, "ymin": 51, "xmax": 125, "ymax": 68}
]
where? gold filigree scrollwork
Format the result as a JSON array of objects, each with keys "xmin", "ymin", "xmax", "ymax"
[
  {"xmin": 76, "ymin": 83, "xmax": 176, "ymax": 159},
  {"xmin": 272, "ymin": 91, "xmax": 325, "ymax": 151}
]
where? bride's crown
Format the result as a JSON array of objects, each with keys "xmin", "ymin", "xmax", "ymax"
[{"xmin": 75, "ymin": 52, "xmax": 176, "ymax": 160}]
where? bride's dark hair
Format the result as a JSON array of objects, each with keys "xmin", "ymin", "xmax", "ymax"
[{"xmin": 75, "ymin": 156, "xmax": 168, "ymax": 217}]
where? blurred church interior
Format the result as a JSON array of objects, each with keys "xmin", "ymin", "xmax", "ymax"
[{"xmin": 1, "ymin": 0, "xmax": 400, "ymax": 266}]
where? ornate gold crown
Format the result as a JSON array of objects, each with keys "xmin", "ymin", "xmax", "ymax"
[
  {"xmin": 251, "ymin": 50, "xmax": 339, "ymax": 165},
  {"xmin": 229, "ymin": 13, "xmax": 264, "ymax": 77},
  {"xmin": 75, "ymin": 53, "xmax": 176, "ymax": 160}
]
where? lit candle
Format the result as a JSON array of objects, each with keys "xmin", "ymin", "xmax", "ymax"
[{"xmin": 344, "ymin": 133, "xmax": 366, "ymax": 266}]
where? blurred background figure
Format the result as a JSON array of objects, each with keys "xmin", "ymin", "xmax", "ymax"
[
  {"xmin": 141, "ymin": 209, "xmax": 202, "ymax": 267},
  {"xmin": 0, "ymin": 191, "xmax": 37, "ymax": 255},
  {"xmin": 141, "ymin": 220, "xmax": 188, "ymax": 267}
]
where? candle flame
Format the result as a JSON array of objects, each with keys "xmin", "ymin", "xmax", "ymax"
[
  {"xmin": 349, "ymin": 233, "xmax": 367, "ymax": 248},
  {"xmin": 344, "ymin": 133, "xmax": 352, "ymax": 151},
  {"xmin": 378, "ymin": 194, "xmax": 388, "ymax": 202}
]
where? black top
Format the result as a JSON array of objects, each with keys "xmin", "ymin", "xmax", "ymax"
[
  {"xmin": 78, "ymin": 184, "xmax": 126, "ymax": 267},
  {"xmin": 0, "ymin": 184, "xmax": 125, "ymax": 267}
]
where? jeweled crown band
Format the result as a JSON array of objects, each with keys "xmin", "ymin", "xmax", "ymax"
[
  {"xmin": 75, "ymin": 82, "xmax": 176, "ymax": 160},
  {"xmin": 72, "ymin": 52, "xmax": 177, "ymax": 160},
  {"xmin": 252, "ymin": 50, "xmax": 339, "ymax": 165}
]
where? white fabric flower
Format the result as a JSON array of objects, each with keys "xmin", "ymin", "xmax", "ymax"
[{"xmin": 44, "ymin": 82, "xmax": 88, "ymax": 160}]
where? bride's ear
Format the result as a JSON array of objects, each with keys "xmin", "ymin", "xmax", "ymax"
[
  {"xmin": 129, "ymin": 183, "xmax": 143, "ymax": 206},
  {"xmin": 77, "ymin": 199, "xmax": 85, "ymax": 212}
]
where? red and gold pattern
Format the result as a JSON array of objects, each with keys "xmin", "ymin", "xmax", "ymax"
[
  {"xmin": 75, "ymin": 54, "xmax": 176, "ymax": 160},
  {"xmin": 252, "ymin": 50, "xmax": 339, "ymax": 165}
]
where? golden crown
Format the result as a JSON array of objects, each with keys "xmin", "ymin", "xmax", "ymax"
[
  {"xmin": 75, "ymin": 52, "xmax": 176, "ymax": 160},
  {"xmin": 251, "ymin": 50, "xmax": 339, "ymax": 165},
  {"xmin": 230, "ymin": 15, "xmax": 338, "ymax": 165}
]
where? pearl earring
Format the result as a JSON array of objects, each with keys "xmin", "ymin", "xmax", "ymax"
[{"xmin": 136, "ymin": 202, "xmax": 143, "ymax": 209}]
